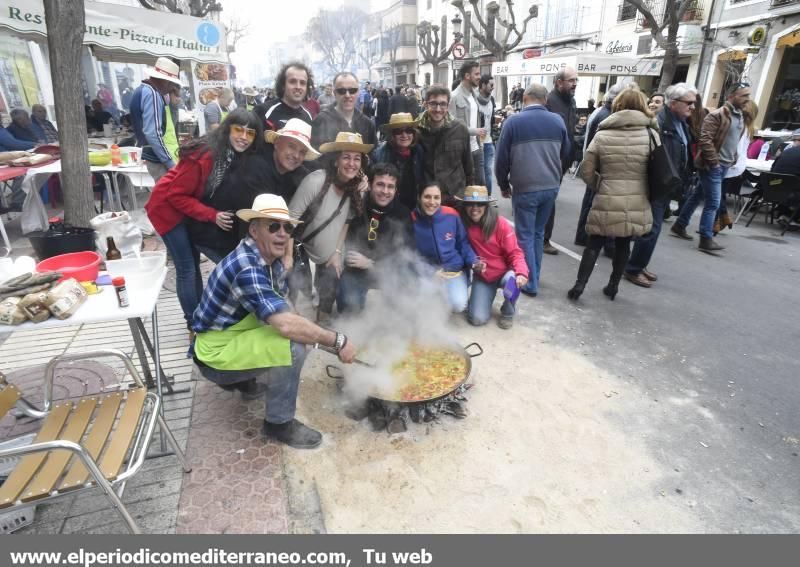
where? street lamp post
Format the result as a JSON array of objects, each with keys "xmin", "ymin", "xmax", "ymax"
[{"xmin": 451, "ymin": 14, "xmax": 463, "ymax": 85}]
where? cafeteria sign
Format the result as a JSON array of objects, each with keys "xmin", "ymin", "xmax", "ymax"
[{"xmin": 0, "ymin": 0, "xmax": 227, "ymax": 63}]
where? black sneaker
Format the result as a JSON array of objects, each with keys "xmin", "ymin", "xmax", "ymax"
[
  {"xmin": 262, "ymin": 419, "xmax": 322, "ymax": 449},
  {"xmin": 670, "ymin": 224, "xmax": 694, "ymax": 240}
]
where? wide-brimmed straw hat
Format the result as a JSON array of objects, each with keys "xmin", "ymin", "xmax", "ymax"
[
  {"xmin": 146, "ymin": 57, "xmax": 182, "ymax": 86},
  {"xmin": 319, "ymin": 131, "xmax": 374, "ymax": 154},
  {"xmin": 236, "ymin": 194, "xmax": 302, "ymax": 224},
  {"xmin": 265, "ymin": 118, "xmax": 321, "ymax": 160},
  {"xmin": 242, "ymin": 86, "xmax": 258, "ymax": 97},
  {"xmin": 456, "ymin": 186, "xmax": 496, "ymax": 203},
  {"xmin": 381, "ymin": 112, "xmax": 417, "ymax": 134}
]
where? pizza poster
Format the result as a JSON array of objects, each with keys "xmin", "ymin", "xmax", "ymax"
[{"xmin": 191, "ymin": 62, "xmax": 230, "ymax": 135}]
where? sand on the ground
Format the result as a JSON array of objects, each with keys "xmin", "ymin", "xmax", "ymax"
[{"xmin": 283, "ymin": 319, "xmax": 702, "ymax": 533}]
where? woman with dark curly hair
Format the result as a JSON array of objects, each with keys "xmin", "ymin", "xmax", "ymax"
[
  {"xmin": 144, "ymin": 108, "xmax": 264, "ymax": 327},
  {"xmin": 289, "ymin": 132, "xmax": 372, "ymax": 323}
]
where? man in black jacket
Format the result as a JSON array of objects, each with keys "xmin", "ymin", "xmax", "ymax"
[
  {"xmin": 337, "ymin": 163, "xmax": 413, "ymax": 313},
  {"xmin": 544, "ymin": 67, "xmax": 578, "ymax": 255},
  {"xmin": 625, "ymin": 83, "xmax": 697, "ymax": 288},
  {"xmin": 416, "ymin": 85, "xmax": 473, "ymax": 204},
  {"xmin": 255, "ymin": 62, "xmax": 314, "ymax": 132},
  {"xmin": 262, "ymin": 118, "xmax": 319, "ymax": 203},
  {"xmin": 311, "ymin": 72, "xmax": 377, "ymax": 167}
]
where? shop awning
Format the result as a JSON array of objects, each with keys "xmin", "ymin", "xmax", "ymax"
[
  {"xmin": 777, "ymin": 30, "xmax": 800, "ymax": 49},
  {"xmin": 0, "ymin": 0, "xmax": 227, "ymax": 63},
  {"xmin": 492, "ymin": 52, "xmax": 663, "ymax": 77},
  {"xmin": 717, "ymin": 49, "xmax": 747, "ymax": 61}
]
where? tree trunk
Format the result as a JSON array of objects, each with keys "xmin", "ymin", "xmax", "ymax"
[
  {"xmin": 43, "ymin": 0, "xmax": 94, "ymax": 228},
  {"xmin": 657, "ymin": 23, "xmax": 682, "ymax": 93}
]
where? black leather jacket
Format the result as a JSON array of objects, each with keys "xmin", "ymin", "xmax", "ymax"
[{"xmin": 657, "ymin": 107, "xmax": 694, "ymax": 183}]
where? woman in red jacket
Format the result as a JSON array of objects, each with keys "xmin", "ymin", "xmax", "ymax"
[
  {"xmin": 144, "ymin": 108, "xmax": 263, "ymax": 327},
  {"xmin": 459, "ymin": 186, "xmax": 528, "ymax": 329}
]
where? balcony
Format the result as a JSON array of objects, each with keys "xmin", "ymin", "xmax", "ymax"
[
  {"xmin": 771, "ymin": 0, "xmax": 800, "ymax": 7},
  {"xmin": 618, "ymin": 1, "xmax": 638, "ymax": 22},
  {"xmin": 635, "ymin": 0, "xmax": 705, "ymax": 33}
]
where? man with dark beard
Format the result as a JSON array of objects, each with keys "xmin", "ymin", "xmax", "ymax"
[{"xmin": 544, "ymin": 66, "xmax": 578, "ymax": 255}]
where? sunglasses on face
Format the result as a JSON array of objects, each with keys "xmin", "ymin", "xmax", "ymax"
[
  {"xmin": 427, "ymin": 101, "xmax": 448, "ymax": 108},
  {"xmin": 335, "ymin": 87, "xmax": 359, "ymax": 95},
  {"xmin": 367, "ymin": 217, "xmax": 379, "ymax": 241},
  {"xmin": 230, "ymin": 124, "xmax": 256, "ymax": 141},
  {"xmin": 267, "ymin": 221, "xmax": 295, "ymax": 235},
  {"xmin": 393, "ymin": 128, "xmax": 415, "ymax": 135},
  {"xmin": 676, "ymin": 99, "xmax": 696, "ymax": 106}
]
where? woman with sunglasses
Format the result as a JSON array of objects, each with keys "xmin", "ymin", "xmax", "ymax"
[
  {"xmin": 412, "ymin": 183, "xmax": 480, "ymax": 313},
  {"xmin": 371, "ymin": 113, "xmax": 425, "ymax": 210},
  {"xmin": 458, "ymin": 186, "xmax": 528, "ymax": 329},
  {"xmin": 188, "ymin": 109, "xmax": 275, "ymax": 262},
  {"xmin": 145, "ymin": 108, "xmax": 265, "ymax": 328},
  {"xmin": 289, "ymin": 132, "xmax": 372, "ymax": 323}
]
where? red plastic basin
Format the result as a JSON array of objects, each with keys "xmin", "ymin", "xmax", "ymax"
[{"xmin": 36, "ymin": 251, "xmax": 102, "ymax": 283}]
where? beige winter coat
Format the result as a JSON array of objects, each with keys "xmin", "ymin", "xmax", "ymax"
[{"xmin": 580, "ymin": 109, "xmax": 655, "ymax": 238}]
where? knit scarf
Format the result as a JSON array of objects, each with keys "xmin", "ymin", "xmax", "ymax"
[
  {"xmin": 206, "ymin": 148, "xmax": 234, "ymax": 197},
  {"xmin": 395, "ymin": 146, "xmax": 411, "ymax": 159}
]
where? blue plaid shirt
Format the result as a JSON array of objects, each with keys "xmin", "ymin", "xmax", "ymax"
[{"xmin": 192, "ymin": 237, "xmax": 289, "ymax": 332}]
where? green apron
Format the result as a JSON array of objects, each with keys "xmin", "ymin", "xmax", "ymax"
[
  {"xmin": 194, "ymin": 313, "xmax": 291, "ymax": 370},
  {"xmin": 164, "ymin": 106, "xmax": 180, "ymax": 163}
]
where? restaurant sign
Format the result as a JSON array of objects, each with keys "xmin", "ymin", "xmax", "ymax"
[
  {"xmin": 492, "ymin": 54, "xmax": 663, "ymax": 77},
  {"xmin": 606, "ymin": 40, "xmax": 633, "ymax": 55},
  {"xmin": 0, "ymin": 0, "xmax": 227, "ymax": 63}
]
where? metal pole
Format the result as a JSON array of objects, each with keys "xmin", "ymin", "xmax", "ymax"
[{"xmin": 152, "ymin": 306, "xmax": 166, "ymax": 452}]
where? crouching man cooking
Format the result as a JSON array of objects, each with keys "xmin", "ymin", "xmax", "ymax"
[{"xmin": 191, "ymin": 193, "xmax": 357, "ymax": 449}]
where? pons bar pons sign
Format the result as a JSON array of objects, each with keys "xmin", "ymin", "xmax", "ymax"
[{"xmin": 1, "ymin": 0, "xmax": 227, "ymax": 63}]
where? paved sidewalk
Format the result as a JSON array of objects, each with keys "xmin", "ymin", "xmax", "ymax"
[{"xmin": 0, "ymin": 230, "xmax": 295, "ymax": 534}]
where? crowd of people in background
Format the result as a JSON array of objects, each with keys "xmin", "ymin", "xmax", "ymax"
[{"xmin": 3, "ymin": 52, "xmax": 790, "ymax": 448}]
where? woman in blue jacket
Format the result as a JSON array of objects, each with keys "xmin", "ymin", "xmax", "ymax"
[{"xmin": 412, "ymin": 183, "xmax": 481, "ymax": 313}]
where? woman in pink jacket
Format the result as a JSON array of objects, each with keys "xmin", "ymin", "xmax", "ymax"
[{"xmin": 459, "ymin": 186, "xmax": 528, "ymax": 329}]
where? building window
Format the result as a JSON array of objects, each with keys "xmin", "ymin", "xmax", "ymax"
[
  {"xmin": 767, "ymin": 46, "xmax": 800, "ymax": 130},
  {"xmin": 618, "ymin": 1, "xmax": 637, "ymax": 22},
  {"xmin": 637, "ymin": 35, "xmax": 652, "ymax": 55},
  {"xmin": 427, "ymin": 0, "xmax": 432, "ymax": 8}
]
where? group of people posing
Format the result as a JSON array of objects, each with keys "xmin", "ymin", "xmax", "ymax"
[{"xmin": 136, "ymin": 53, "xmax": 757, "ymax": 449}]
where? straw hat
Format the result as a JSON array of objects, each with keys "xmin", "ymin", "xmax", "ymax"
[
  {"xmin": 319, "ymin": 131, "xmax": 374, "ymax": 154},
  {"xmin": 265, "ymin": 118, "xmax": 321, "ymax": 160},
  {"xmin": 242, "ymin": 86, "xmax": 258, "ymax": 97},
  {"xmin": 380, "ymin": 112, "xmax": 417, "ymax": 133},
  {"xmin": 236, "ymin": 194, "xmax": 302, "ymax": 223},
  {"xmin": 456, "ymin": 186, "xmax": 496, "ymax": 203},
  {"xmin": 146, "ymin": 57, "xmax": 182, "ymax": 86},
  {"xmin": 792, "ymin": 128, "xmax": 800, "ymax": 141}
]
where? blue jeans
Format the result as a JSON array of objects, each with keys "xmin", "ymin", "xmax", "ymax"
[
  {"xmin": 337, "ymin": 270, "xmax": 372, "ymax": 314},
  {"xmin": 677, "ymin": 166, "xmax": 727, "ymax": 239},
  {"xmin": 468, "ymin": 271, "xmax": 515, "ymax": 326},
  {"xmin": 196, "ymin": 341, "xmax": 306, "ymax": 423},
  {"xmin": 512, "ymin": 188, "xmax": 558, "ymax": 294},
  {"xmin": 443, "ymin": 271, "xmax": 469, "ymax": 313},
  {"xmin": 161, "ymin": 222, "xmax": 202, "ymax": 325},
  {"xmin": 483, "ymin": 142, "xmax": 495, "ymax": 194},
  {"xmin": 626, "ymin": 195, "xmax": 669, "ymax": 275}
]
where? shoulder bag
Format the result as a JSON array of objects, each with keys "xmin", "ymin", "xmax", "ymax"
[{"xmin": 647, "ymin": 127, "xmax": 682, "ymax": 203}]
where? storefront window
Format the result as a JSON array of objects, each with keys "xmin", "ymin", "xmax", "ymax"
[
  {"xmin": 768, "ymin": 46, "xmax": 800, "ymax": 131},
  {"xmin": 0, "ymin": 35, "xmax": 42, "ymax": 110}
]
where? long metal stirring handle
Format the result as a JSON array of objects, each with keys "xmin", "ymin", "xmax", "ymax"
[{"xmin": 315, "ymin": 344, "xmax": 375, "ymax": 368}]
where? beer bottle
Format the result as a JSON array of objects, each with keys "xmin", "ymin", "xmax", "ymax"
[{"xmin": 106, "ymin": 237, "xmax": 122, "ymax": 261}]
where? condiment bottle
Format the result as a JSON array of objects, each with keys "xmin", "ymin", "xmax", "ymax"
[
  {"xmin": 110, "ymin": 143, "xmax": 121, "ymax": 166},
  {"xmin": 112, "ymin": 276, "xmax": 129, "ymax": 308},
  {"xmin": 106, "ymin": 237, "xmax": 122, "ymax": 261}
]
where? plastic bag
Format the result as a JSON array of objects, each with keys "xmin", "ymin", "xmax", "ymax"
[
  {"xmin": 90, "ymin": 211, "xmax": 143, "ymax": 258},
  {"xmin": 20, "ymin": 187, "xmax": 48, "ymax": 234}
]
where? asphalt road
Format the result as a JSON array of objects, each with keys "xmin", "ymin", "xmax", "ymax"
[{"xmin": 498, "ymin": 174, "xmax": 800, "ymax": 532}]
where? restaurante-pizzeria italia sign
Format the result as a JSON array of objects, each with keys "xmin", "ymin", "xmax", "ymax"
[{"xmin": 0, "ymin": 0, "xmax": 227, "ymax": 62}]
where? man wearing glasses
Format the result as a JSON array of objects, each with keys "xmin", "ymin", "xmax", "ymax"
[
  {"xmin": 311, "ymin": 71, "xmax": 377, "ymax": 164},
  {"xmin": 192, "ymin": 193, "xmax": 357, "ymax": 449},
  {"xmin": 671, "ymin": 82, "xmax": 751, "ymax": 253},
  {"xmin": 417, "ymin": 85, "xmax": 473, "ymax": 204},
  {"xmin": 337, "ymin": 163, "xmax": 413, "ymax": 313},
  {"xmin": 625, "ymin": 83, "xmax": 698, "ymax": 287}
]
